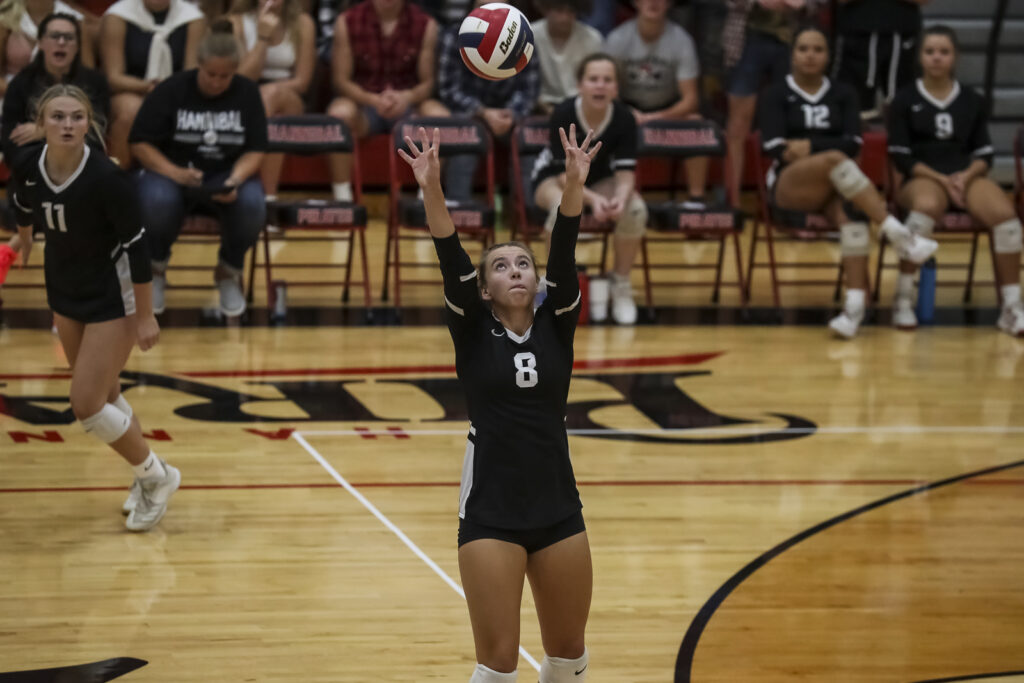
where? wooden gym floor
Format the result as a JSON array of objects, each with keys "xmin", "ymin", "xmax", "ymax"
[{"xmin": 1, "ymin": 199, "xmax": 1023, "ymax": 681}]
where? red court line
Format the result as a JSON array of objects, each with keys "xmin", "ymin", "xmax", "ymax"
[{"xmin": 2, "ymin": 478, "xmax": 1022, "ymax": 494}]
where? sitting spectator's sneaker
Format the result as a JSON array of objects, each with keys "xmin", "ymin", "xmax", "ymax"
[
  {"xmin": 902, "ymin": 234, "xmax": 939, "ymax": 265},
  {"xmin": 588, "ymin": 277, "xmax": 610, "ymax": 323},
  {"xmin": 122, "ymin": 478, "xmax": 141, "ymax": 515},
  {"xmin": 216, "ymin": 271, "xmax": 246, "ymax": 317},
  {"xmin": 125, "ymin": 462, "xmax": 180, "ymax": 532},
  {"xmin": 610, "ymin": 274, "xmax": 638, "ymax": 325},
  {"xmin": 892, "ymin": 298, "xmax": 917, "ymax": 330},
  {"xmin": 0, "ymin": 244, "xmax": 16, "ymax": 285},
  {"xmin": 828, "ymin": 312, "xmax": 863, "ymax": 339},
  {"xmin": 681, "ymin": 195, "xmax": 706, "ymax": 210},
  {"xmin": 997, "ymin": 304, "xmax": 1024, "ymax": 337},
  {"xmin": 152, "ymin": 271, "xmax": 167, "ymax": 314}
]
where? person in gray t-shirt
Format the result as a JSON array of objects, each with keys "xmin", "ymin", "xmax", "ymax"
[{"xmin": 603, "ymin": 0, "xmax": 708, "ymax": 204}]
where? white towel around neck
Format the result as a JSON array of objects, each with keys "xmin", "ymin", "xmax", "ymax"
[{"xmin": 104, "ymin": 0, "xmax": 203, "ymax": 81}]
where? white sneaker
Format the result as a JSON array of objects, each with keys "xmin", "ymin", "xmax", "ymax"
[
  {"xmin": 589, "ymin": 277, "xmax": 609, "ymax": 323},
  {"xmin": 126, "ymin": 462, "xmax": 181, "ymax": 532},
  {"xmin": 892, "ymin": 298, "xmax": 917, "ymax": 330},
  {"xmin": 610, "ymin": 274, "xmax": 637, "ymax": 325},
  {"xmin": 152, "ymin": 271, "xmax": 167, "ymax": 315},
  {"xmin": 122, "ymin": 478, "xmax": 141, "ymax": 515},
  {"xmin": 217, "ymin": 275, "xmax": 246, "ymax": 317},
  {"xmin": 829, "ymin": 312, "xmax": 863, "ymax": 339},
  {"xmin": 901, "ymin": 234, "xmax": 939, "ymax": 265},
  {"xmin": 997, "ymin": 304, "xmax": 1024, "ymax": 337}
]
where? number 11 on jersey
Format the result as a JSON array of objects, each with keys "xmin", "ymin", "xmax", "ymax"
[{"xmin": 42, "ymin": 202, "xmax": 68, "ymax": 232}]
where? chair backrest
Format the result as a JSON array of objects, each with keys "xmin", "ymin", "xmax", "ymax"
[
  {"xmin": 392, "ymin": 116, "xmax": 492, "ymax": 157},
  {"xmin": 510, "ymin": 116, "xmax": 550, "ymax": 232},
  {"xmin": 266, "ymin": 115, "xmax": 355, "ymax": 154},
  {"xmin": 635, "ymin": 119, "xmax": 726, "ymax": 159},
  {"xmin": 515, "ymin": 116, "xmax": 552, "ymax": 156}
]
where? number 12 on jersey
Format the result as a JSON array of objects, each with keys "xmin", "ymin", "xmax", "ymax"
[{"xmin": 42, "ymin": 202, "xmax": 68, "ymax": 233}]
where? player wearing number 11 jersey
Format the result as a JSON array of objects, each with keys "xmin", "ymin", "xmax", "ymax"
[{"xmin": 399, "ymin": 123, "xmax": 594, "ymax": 683}]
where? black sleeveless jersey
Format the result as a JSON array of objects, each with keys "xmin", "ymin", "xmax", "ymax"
[
  {"xmin": 13, "ymin": 146, "xmax": 151, "ymax": 322},
  {"xmin": 887, "ymin": 79, "xmax": 994, "ymax": 176},
  {"xmin": 759, "ymin": 75, "xmax": 863, "ymax": 164},
  {"xmin": 433, "ymin": 211, "xmax": 583, "ymax": 530}
]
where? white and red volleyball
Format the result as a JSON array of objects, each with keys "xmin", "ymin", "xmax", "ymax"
[{"xmin": 458, "ymin": 3, "xmax": 534, "ymax": 81}]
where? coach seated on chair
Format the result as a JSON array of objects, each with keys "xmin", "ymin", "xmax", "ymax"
[{"xmin": 129, "ymin": 19, "xmax": 267, "ymax": 317}]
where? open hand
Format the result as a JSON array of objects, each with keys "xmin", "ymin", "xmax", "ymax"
[
  {"xmin": 560, "ymin": 123, "xmax": 601, "ymax": 189},
  {"xmin": 397, "ymin": 126, "xmax": 441, "ymax": 189}
]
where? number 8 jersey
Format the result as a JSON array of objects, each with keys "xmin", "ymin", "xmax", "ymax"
[
  {"xmin": 433, "ymin": 211, "xmax": 583, "ymax": 530},
  {"xmin": 12, "ymin": 145, "xmax": 151, "ymax": 323},
  {"xmin": 887, "ymin": 79, "xmax": 994, "ymax": 177}
]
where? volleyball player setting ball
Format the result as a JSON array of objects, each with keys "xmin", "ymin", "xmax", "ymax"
[
  {"xmin": 11, "ymin": 84, "xmax": 181, "ymax": 532},
  {"xmin": 399, "ymin": 122, "xmax": 596, "ymax": 682}
]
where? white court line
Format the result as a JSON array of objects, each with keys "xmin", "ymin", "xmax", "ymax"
[
  {"xmin": 295, "ymin": 425, "xmax": 1024, "ymax": 438},
  {"xmin": 291, "ymin": 431, "xmax": 542, "ymax": 673}
]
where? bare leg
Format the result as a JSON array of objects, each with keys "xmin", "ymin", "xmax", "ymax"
[
  {"xmin": 725, "ymin": 94, "xmax": 757, "ymax": 204},
  {"xmin": 526, "ymin": 531, "xmax": 592, "ymax": 660},
  {"xmin": 965, "ymin": 176, "xmax": 1021, "ymax": 288},
  {"xmin": 260, "ymin": 83, "xmax": 305, "ymax": 197},
  {"xmin": 327, "ymin": 97, "xmax": 367, "ymax": 186},
  {"xmin": 459, "ymin": 539, "xmax": 528, "ymax": 673}
]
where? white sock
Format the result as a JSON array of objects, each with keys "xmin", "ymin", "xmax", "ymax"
[
  {"xmin": 469, "ymin": 663, "xmax": 517, "ymax": 682},
  {"xmin": 880, "ymin": 215, "xmax": 911, "ymax": 248},
  {"xmin": 132, "ymin": 451, "xmax": 166, "ymax": 480},
  {"xmin": 1001, "ymin": 284, "xmax": 1021, "ymax": 309},
  {"xmin": 895, "ymin": 273, "xmax": 915, "ymax": 302},
  {"xmin": 845, "ymin": 288, "xmax": 866, "ymax": 319},
  {"xmin": 540, "ymin": 648, "xmax": 589, "ymax": 682},
  {"xmin": 332, "ymin": 182, "xmax": 353, "ymax": 202}
]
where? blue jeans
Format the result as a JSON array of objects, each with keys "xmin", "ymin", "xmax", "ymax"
[{"xmin": 138, "ymin": 170, "xmax": 266, "ymax": 270}]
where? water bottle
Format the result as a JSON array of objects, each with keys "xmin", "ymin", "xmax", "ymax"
[
  {"xmin": 915, "ymin": 258, "xmax": 936, "ymax": 324},
  {"xmin": 272, "ymin": 280, "xmax": 288, "ymax": 320}
]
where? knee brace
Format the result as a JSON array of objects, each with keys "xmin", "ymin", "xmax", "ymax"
[
  {"xmin": 615, "ymin": 196, "xmax": 648, "ymax": 238},
  {"xmin": 993, "ymin": 218, "xmax": 1023, "ymax": 254},
  {"xmin": 81, "ymin": 403, "xmax": 131, "ymax": 444},
  {"xmin": 113, "ymin": 394, "xmax": 133, "ymax": 420},
  {"xmin": 540, "ymin": 648, "xmax": 588, "ymax": 683},
  {"xmin": 543, "ymin": 204, "xmax": 559, "ymax": 232},
  {"xmin": 469, "ymin": 663, "xmax": 517, "ymax": 682},
  {"xmin": 829, "ymin": 158, "xmax": 872, "ymax": 199},
  {"xmin": 905, "ymin": 210, "xmax": 936, "ymax": 238},
  {"xmin": 840, "ymin": 222, "xmax": 871, "ymax": 257}
]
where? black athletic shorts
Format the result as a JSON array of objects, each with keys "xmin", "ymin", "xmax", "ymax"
[{"xmin": 458, "ymin": 509, "xmax": 586, "ymax": 554}]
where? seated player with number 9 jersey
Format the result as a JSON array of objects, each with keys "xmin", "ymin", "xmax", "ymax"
[
  {"xmin": 887, "ymin": 25, "xmax": 1024, "ymax": 336},
  {"xmin": 398, "ymin": 123, "xmax": 596, "ymax": 683}
]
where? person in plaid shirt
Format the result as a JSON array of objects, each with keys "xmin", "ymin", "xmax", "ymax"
[{"xmin": 436, "ymin": 0, "xmax": 540, "ymax": 200}]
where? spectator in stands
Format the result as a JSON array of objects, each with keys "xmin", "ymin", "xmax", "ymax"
[
  {"xmin": 604, "ymin": 0, "xmax": 708, "ymax": 207},
  {"xmin": 533, "ymin": 53, "xmax": 647, "ymax": 325},
  {"xmin": 437, "ymin": 0, "xmax": 539, "ymax": 200},
  {"xmin": 832, "ymin": 0, "xmax": 930, "ymax": 119},
  {"xmin": 888, "ymin": 25, "xmax": 1024, "ymax": 336},
  {"xmin": 533, "ymin": 0, "xmax": 602, "ymax": 115},
  {"xmin": 759, "ymin": 26, "xmax": 937, "ymax": 339},
  {"xmin": 0, "ymin": 0, "xmax": 97, "ymax": 98},
  {"xmin": 230, "ymin": 0, "xmax": 315, "ymax": 202},
  {"xmin": 129, "ymin": 20, "xmax": 267, "ymax": 317},
  {"xmin": 326, "ymin": 0, "xmax": 445, "ymax": 201},
  {"xmin": 722, "ymin": 0, "xmax": 804, "ymax": 203},
  {"xmin": 2, "ymin": 12, "xmax": 108, "ymax": 168},
  {"xmin": 100, "ymin": 0, "xmax": 205, "ymax": 168}
]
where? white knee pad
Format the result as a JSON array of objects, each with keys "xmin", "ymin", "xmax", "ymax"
[
  {"xmin": 113, "ymin": 394, "xmax": 133, "ymax": 420},
  {"xmin": 839, "ymin": 222, "xmax": 871, "ymax": 257},
  {"xmin": 829, "ymin": 158, "xmax": 872, "ymax": 199},
  {"xmin": 540, "ymin": 648, "xmax": 588, "ymax": 683},
  {"xmin": 905, "ymin": 210, "xmax": 935, "ymax": 238},
  {"xmin": 81, "ymin": 403, "xmax": 131, "ymax": 444},
  {"xmin": 993, "ymin": 218, "xmax": 1023, "ymax": 254},
  {"xmin": 543, "ymin": 204, "xmax": 559, "ymax": 232},
  {"xmin": 469, "ymin": 663, "xmax": 517, "ymax": 682},
  {"xmin": 614, "ymin": 196, "xmax": 648, "ymax": 238}
]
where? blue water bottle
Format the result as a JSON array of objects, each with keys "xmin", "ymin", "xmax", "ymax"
[{"xmin": 915, "ymin": 257, "xmax": 937, "ymax": 324}]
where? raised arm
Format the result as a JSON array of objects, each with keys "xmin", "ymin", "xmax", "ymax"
[{"xmin": 398, "ymin": 126, "xmax": 455, "ymax": 239}]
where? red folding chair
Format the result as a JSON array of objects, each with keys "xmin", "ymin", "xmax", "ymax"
[
  {"xmin": 634, "ymin": 119, "xmax": 746, "ymax": 306},
  {"xmin": 247, "ymin": 115, "xmax": 371, "ymax": 314},
  {"xmin": 383, "ymin": 116, "xmax": 496, "ymax": 307},
  {"xmin": 509, "ymin": 115, "xmax": 613, "ymax": 272}
]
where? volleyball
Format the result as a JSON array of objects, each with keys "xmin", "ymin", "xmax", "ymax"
[{"xmin": 458, "ymin": 3, "xmax": 534, "ymax": 81}]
